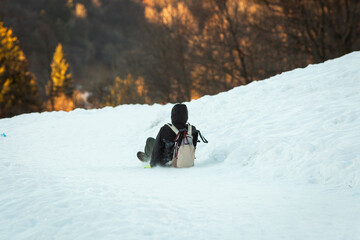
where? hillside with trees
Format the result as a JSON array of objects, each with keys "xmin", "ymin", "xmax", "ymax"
[{"xmin": 1, "ymin": 0, "xmax": 359, "ymax": 118}]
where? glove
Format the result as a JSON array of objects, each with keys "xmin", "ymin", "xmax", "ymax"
[{"xmin": 144, "ymin": 165, "xmax": 151, "ymax": 169}]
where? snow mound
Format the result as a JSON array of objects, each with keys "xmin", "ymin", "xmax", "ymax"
[
  {"xmin": 1, "ymin": 52, "xmax": 360, "ymax": 240},
  {"xmin": 3, "ymin": 52, "xmax": 359, "ymax": 187},
  {"xmin": 190, "ymin": 51, "xmax": 360, "ymax": 187}
]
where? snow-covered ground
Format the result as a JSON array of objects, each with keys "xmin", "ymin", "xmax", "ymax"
[{"xmin": 1, "ymin": 52, "xmax": 360, "ymax": 239}]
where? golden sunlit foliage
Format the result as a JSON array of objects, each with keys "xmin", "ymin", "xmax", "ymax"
[
  {"xmin": 0, "ymin": 22, "xmax": 42, "ymax": 118},
  {"xmin": 44, "ymin": 93, "xmax": 74, "ymax": 111},
  {"xmin": 142, "ymin": 0, "xmax": 166, "ymax": 8},
  {"xmin": 107, "ymin": 74, "xmax": 148, "ymax": 106},
  {"xmin": 142, "ymin": 0, "xmax": 257, "ymax": 101},
  {"xmin": 46, "ymin": 43, "xmax": 74, "ymax": 111},
  {"xmin": 144, "ymin": 1, "xmax": 198, "ymax": 36},
  {"xmin": 92, "ymin": 0, "xmax": 102, "ymax": 8},
  {"xmin": 44, "ymin": 89, "xmax": 91, "ymax": 111},
  {"xmin": 75, "ymin": 3, "xmax": 87, "ymax": 19},
  {"xmin": 66, "ymin": 0, "xmax": 74, "ymax": 8}
]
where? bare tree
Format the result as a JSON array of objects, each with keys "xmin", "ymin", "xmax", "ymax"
[
  {"xmin": 141, "ymin": 0, "xmax": 198, "ymax": 102},
  {"xmin": 258, "ymin": 0, "xmax": 360, "ymax": 62}
]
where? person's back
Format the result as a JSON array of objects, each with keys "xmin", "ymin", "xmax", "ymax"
[{"xmin": 150, "ymin": 103, "xmax": 198, "ymax": 167}]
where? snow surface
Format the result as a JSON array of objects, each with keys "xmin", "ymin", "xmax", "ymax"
[{"xmin": 1, "ymin": 52, "xmax": 360, "ymax": 239}]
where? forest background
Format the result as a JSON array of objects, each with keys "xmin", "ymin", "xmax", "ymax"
[{"xmin": 0, "ymin": 0, "xmax": 359, "ymax": 118}]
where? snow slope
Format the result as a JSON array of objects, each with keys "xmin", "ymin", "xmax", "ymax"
[{"xmin": 1, "ymin": 52, "xmax": 360, "ymax": 239}]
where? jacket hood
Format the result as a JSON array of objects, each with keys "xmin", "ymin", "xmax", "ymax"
[{"xmin": 171, "ymin": 104, "xmax": 188, "ymax": 125}]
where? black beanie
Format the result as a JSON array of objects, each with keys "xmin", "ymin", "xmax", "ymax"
[{"xmin": 171, "ymin": 104, "xmax": 188, "ymax": 124}]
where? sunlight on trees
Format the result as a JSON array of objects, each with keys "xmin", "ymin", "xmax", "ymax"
[
  {"xmin": 1, "ymin": 0, "xmax": 358, "ymax": 116},
  {"xmin": 141, "ymin": 0, "xmax": 261, "ymax": 102},
  {"xmin": 142, "ymin": 0, "xmax": 199, "ymax": 102},
  {"xmin": 0, "ymin": 22, "xmax": 42, "ymax": 118},
  {"xmin": 145, "ymin": 1, "xmax": 197, "ymax": 33},
  {"xmin": 45, "ymin": 93, "xmax": 74, "ymax": 111},
  {"xmin": 107, "ymin": 74, "xmax": 148, "ymax": 106},
  {"xmin": 46, "ymin": 43, "xmax": 74, "ymax": 111},
  {"xmin": 92, "ymin": 0, "xmax": 102, "ymax": 8},
  {"xmin": 142, "ymin": 0, "xmax": 167, "ymax": 8},
  {"xmin": 75, "ymin": 3, "xmax": 87, "ymax": 19},
  {"xmin": 66, "ymin": 0, "xmax": 74, "ymax": 9}
]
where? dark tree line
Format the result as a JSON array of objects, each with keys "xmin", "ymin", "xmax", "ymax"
[{"xmin": 1, "ymin": 0, "xmax": 359, "ymax": 118}]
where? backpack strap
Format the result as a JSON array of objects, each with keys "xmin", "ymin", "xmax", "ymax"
[
  {"xmin": 167, "ymin": 123, "xmax": 193, "ymax": 135},
  {"xmin": 187, "ymin": 123, "xmax": 192, "ymax": 136},
  {"xmin": 197, "ymin": 130, "xmax": 208, "ymax": 143},
  {"xmin": 166, "ymin": 123, "xmax": 179, "ymax": 135}
]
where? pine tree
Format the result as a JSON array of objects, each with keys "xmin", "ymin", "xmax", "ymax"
[
  {"xmin": 46, "ymin": 43, "xmax": 74, "ymax": 111},
  {"xmin": 0, "ymin": 22, "xmax": 42, "ymax": 118}
]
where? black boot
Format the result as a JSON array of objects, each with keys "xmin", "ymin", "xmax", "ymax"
[{"xmin": 137, "ymin": 151, "xmax": 147, "ymax": 162}]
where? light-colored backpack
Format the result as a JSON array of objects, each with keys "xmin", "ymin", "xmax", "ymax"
[{"xmin": 167, "ymin": 123, "xmax": 195, "ymax": 168}]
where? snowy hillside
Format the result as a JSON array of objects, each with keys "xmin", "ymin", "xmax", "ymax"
[{"xmin": 1, "ymin": 52, "xmax": 360, "ymax": 239}]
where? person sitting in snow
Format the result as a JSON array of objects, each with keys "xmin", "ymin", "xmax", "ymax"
[{"xmin": 137, "ymin": 103, "xmax": 206, "ymax": 168}]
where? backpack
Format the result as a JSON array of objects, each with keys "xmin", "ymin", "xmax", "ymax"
[{"xmin": 167, "ymin": 123, "xmax": 195, "ymax": 168}]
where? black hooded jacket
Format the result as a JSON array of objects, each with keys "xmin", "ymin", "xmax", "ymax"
[{"xmin": 150, "ymin": 104, "xmax": 198, "ymax": 167}]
